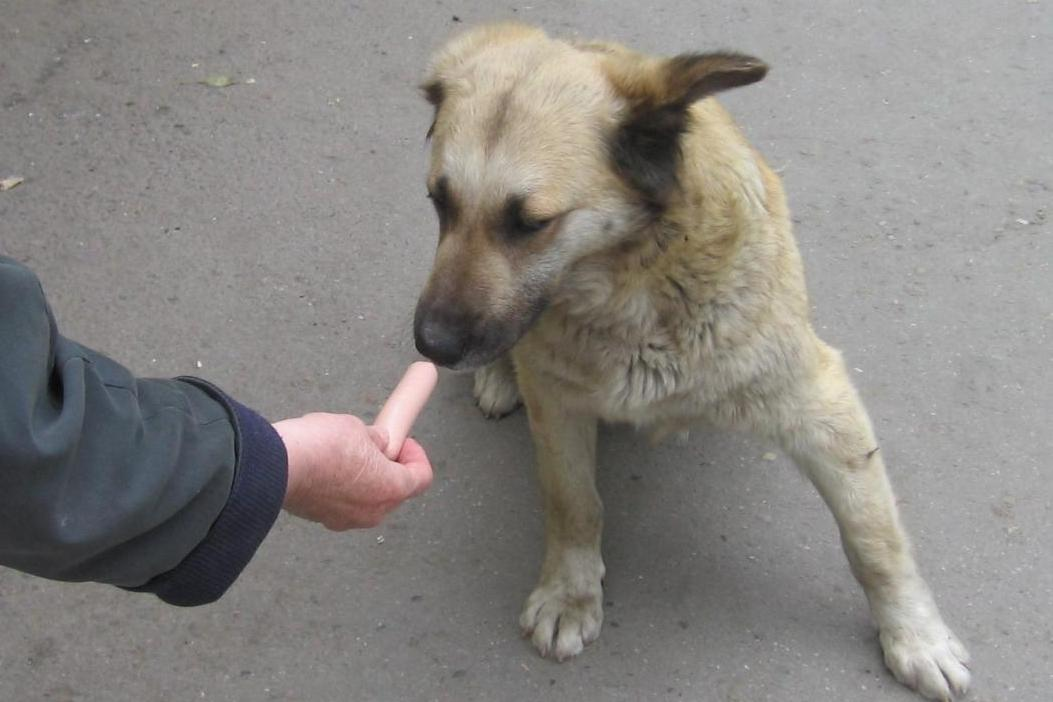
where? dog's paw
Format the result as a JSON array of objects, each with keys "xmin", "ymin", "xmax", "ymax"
[
  {"xmin": 473, "ymin": 359, "xmax": 521, "ymax": 419},
  {"xmin": 519, "ymin": 558, "xmax": 604, "ymax": 661},
  {"xmin": 880, "ymin": 617, "xmax": 970, "ymax": 701}
]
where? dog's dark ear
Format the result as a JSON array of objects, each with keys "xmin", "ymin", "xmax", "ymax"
[
  {"xmin": 607, "ymin": 52, "xmax": 767, "ymax": 206},
  {"xmin": 421, "ymin": 79, "xmax": 445, "ymax": 140},
  {"xmin": 421, "ymin": 79, "xmax": 444, "ymax": 107},
  {"xmin": 655, "ymin": 53, "xmax": 768, "ymax": 107}
]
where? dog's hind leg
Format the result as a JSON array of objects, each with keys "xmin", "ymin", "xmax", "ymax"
[
  {"xmin": 516, "ymin": 363, "xmax": 605, "ymax": 661},
  {"xmin": 761, "ymin": 342, "xmax": 970, "ymax": 700},
  {"xmin": 473, "ymin": 353, "xmax": 522, "ymax": 419}
]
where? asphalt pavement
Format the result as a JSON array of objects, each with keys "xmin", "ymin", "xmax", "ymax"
[{"xmin": 1, "ymin": 1, "xmax": 1050, "ymax": 700}]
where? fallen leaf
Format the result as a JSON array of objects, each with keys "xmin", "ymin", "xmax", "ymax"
[
  {"xmin": 199, "ymin": 75, "xmax": 236, "ymax": 88},
  {"xmin": 762, "ymin": 452, "xmax": 777, "ymax": 461},
  {"xmin": 0, "ymin": 176, "xmax": 24, "ymax": 191}
]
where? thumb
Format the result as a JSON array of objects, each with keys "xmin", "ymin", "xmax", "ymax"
[
  {"xmin": 366, "ymin": 425, "xmax": 390, "ymax": 454},
  {"xmin": 396, "ymin": 438, "xmax": 434, "ymax": 498}
]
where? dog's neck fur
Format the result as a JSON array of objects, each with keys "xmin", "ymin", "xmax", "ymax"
[{"xmin": 516, "ymin": 99, "xmax": 811, "ymax": 413}]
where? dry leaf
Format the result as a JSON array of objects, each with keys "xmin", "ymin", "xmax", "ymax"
[
  {"xmin": 199, "ymin": 75, "xmax": 236, "ymax": 88},
  {"xmin": 0, "ymin": 176, "xmax": 25, "ymax": 191},
  {"xmin": 762, "ymin": 452, "xmax": 777, "ymax": 461}
]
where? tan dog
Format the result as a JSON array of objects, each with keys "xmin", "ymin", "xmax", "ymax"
[{"xmin": 412, "ymin": 23, "xmax": 970, "ymax": 700}]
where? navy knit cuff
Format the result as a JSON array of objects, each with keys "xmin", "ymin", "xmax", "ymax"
[{"xmin": 127, "ymin": 380, "xmax": 288, "ymax": 606}]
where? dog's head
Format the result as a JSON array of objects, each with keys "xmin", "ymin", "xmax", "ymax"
[{"xmin": 413, "ymin": 24, "xmax": 766, "ymax": 369}]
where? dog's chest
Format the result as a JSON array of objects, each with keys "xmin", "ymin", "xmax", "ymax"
[
  {"xmin": 522, "ymin": 277, "xmax": 727, "ymax": 423},
  {"xmin": 517, "ymin": 250, "xmax": 793, "ymax": 426}
]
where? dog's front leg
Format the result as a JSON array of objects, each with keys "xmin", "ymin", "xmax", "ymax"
[
  {"xmin": 473, "ymin": 353, "xmax": 522, "ymax": 419},
  {"xmin": 770, "ymin": 344, "xmax": 970, "ymax": 700},
  {"xmin": 516, "ymin": 365, "xmax": 604, "ymax": 661}
]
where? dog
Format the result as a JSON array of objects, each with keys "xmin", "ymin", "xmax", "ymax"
[{"xmin": 411, "ymin": 23, "xmax": 970, "ymax": 701}]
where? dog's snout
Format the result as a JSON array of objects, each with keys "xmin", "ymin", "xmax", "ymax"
[{"xmin": 414, "ymin": 305, "xmax": 471, "ymax": 367}]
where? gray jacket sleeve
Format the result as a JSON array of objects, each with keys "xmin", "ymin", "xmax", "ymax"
[{"xmin": 0, "ymin": 255, "xmax": 288, "ymax": 605}]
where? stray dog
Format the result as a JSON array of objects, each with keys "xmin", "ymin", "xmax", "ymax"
[{"xmin": 412, "ymin": 23, "xmax": 970, "ymax": 700}]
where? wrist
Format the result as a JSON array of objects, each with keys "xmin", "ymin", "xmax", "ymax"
[{"xmin": 272, "ymin": 418, "xmax": 312, "ymax": 509}]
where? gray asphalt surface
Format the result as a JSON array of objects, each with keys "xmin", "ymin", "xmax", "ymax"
[{"xmin": 1, "ymin": 2, "xmax": 1050, "ymax": 701}]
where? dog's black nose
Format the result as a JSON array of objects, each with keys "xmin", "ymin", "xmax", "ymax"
[{"xmin": 414, "ymin": 307, "xmax": 468, "ymax": 367}]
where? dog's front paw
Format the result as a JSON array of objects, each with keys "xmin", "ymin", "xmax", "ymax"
[
  {"xmin": 519, "ymin": 558, "xmax": 604, "ymax": 661},
  {"xmin": 880, "ymin": 616, "xmax": 970, "ymax": 701},
  {"xmin": 473, "ymin": 358, "xmax": 521, "ymax": 418}
]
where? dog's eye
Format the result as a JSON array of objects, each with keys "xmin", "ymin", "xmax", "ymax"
[
  {"xmin": 505, "ymin": 197, "xmax": 556, "ymax": 238},
  {"xmin": 516, "ymin": 216, "xmax": 554, "ymax": 235},
  {"xmin": 426, "ymin": 188, "xmax": 446, "ymax": 208},
  {"xmin": 427, "ymin": 176, "xmax": 451, "ymax": 205}
]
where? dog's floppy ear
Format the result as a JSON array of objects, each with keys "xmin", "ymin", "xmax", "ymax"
[
  {"xmin": 421, "ymin": 80, "xmax": 444, "ymax": 107},
  {"xmin": 606, "ymin": 52, "xmax": 768, "ymax": 206},
  {"xmin": 420, "ymin": 23, "xmax": 546, "ymax": 140},
  {"xmin": 421, "ymin": 79, "xmax": 444, "ymax": 139}
]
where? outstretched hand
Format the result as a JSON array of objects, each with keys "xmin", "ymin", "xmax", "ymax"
[{"xmin": 273, "ymin": 413, "xmax": 433, "ymax": 530}]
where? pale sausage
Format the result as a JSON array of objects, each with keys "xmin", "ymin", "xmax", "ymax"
[{"xmin": 373, "ymin": 361, "xmax": 438, "ymax": 459}]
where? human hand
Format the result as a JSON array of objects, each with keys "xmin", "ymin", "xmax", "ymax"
[{"xmin": 273, "ymin": 413, "xmax": 433, "ymax": 530}]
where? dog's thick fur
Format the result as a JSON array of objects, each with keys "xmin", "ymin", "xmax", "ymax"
[{"xmin": 413, "ymin": 24, "xmax": 970, "ymax": 700}]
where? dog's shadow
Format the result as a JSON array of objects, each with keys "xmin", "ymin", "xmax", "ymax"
[
  {"xmin": 437, "ymin": 372, "xmax": 874, "ymax": 668},
  {"xmin": 595, "ymin": 422, "xmax": 854, "ymax": 594}
]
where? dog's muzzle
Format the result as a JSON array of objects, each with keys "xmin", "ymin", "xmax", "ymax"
[
  {"xmin": 414, "ymin": 291, "xmax": 548, "ymax": 370},
  {"xmin": 414, "ymin": 300, "xmax": 488, "ymax": 368}
]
